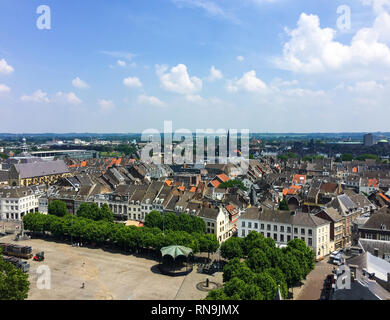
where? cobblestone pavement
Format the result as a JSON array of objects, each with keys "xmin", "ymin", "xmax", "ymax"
[{"xmin": 294, "ymin": 259, "xmax": 335, "ymax": 300}]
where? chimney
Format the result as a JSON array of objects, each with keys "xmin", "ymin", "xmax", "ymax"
[{"xmin": 374, "ymin": 248, "xmax": 379, "ymax": 257}]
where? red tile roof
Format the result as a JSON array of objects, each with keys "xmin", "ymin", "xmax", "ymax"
[
  {"xmin": 210, "ymin": 180, "xmax": 221, "ymax": 188},
  {"xmin": 217, "ymin": 173, "xmax": 230, "ymax": 183}
]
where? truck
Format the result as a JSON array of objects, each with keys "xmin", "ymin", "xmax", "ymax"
[
  {"xmin": 330, "ymin": 250, "xmax": 344, "ymax": 265},
  {"xmin": 0, "ymin": 243, "xmax": 33, "ymax": 259},
  {"xmin": 2, "ymin": 255, "xmax": 30, "ymax": 273}
]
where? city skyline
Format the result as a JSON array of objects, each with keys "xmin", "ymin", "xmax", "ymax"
[{"xmin": 1, "ymin": 0, "xmax": 390, "ymax": 133}]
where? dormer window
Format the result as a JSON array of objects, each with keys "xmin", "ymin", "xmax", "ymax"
[{"xmin": 381, "ymin": 224, "xmax": 387, "ymax": 231}]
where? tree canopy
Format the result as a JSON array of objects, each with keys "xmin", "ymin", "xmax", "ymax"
[
  {"xmin": 0, "ymin": 249, "xmax": 30, "ymax": 300},
  {"xmin": 218, "ymin": 180, "xmax": 248, "ymax": 191},
  {"xmin": 76, "ymin": 203, "xmax": 114, "ymax": 222},
  {"xmin": 144, "ymin": 211, "xmax": 206, "ymax": 234},
  {"xmin": 22, "ymin": 212, "xmax": 218, "ymax": 255},
  {"xmin": 206, "ymin": 232, "xmax": 315, "ymax": 300},
  {"xmin": 48, "ymin": 200, "xmax": 68, "ymax": 217}
]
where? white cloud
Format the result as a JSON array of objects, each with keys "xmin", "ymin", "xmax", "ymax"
[
  {"xmin": 347, "ymin": 80, "xmax": 384, "ymax": 92},
  {"xmin": 21, "ymin": 90, "xmax": 50, "ymax": 103},
  {"xmin": 0, "ymin": 59, "xmax": 14, "ymax": 74},
  {"xmin": 72, "ymin": 77, "xmax": 90, "ymax": 89},
  {"xmin": 208, "ymin": 65, "xmax": 223, "ymax": 81},
  {"xmin": 236, "ymin": 56, "xmax": 245, "ymax": 62},
  {"xmin": 156, "ymin": 64, "xmax": 202, "ymax": 95},
  {"xmin": 0, "ymin": 84, "xmax": 11, "ymax": 93},
  {"xmin": 270, "ymin": 78, "xmax": 299, "ymax": 88},
  {"xmin": 185, "ymin": 94, "xmax": 203, "ymax": 102},
  {"xmin": 117, "ymin": 60, "xmax": 126, "ymax": 67},
  {"xmin": 171, "ymin": 0, "xmax": 240, "ymax": 23},
  {"xmin": 123, "ymin": 76, "xmax": 143, "ymax": 88},
  {"xmin": 362, "ymin": 0, "xmax": 390, "ymax": 14},
  {"xmin": 227, "ymin": 70, "xmax": 267, "ymax": 93},
  {"xmin": 56, "ymin": 92, "xmax": 82, "ymax": 105},
  {"xmin": 283, "ymin": 88, "xmax": 325, "ymax": 97},
  {"xmin": 276, "ymin": 12, "xmax": 390, "ymax": 75},
  {"xmin": 101, "ymin": 51, "xmax": 135, "ymax": 61},
  {"xmin": 138, "ymin": 94, "xmax": 165, "ymax": 106},
  {"xmin": 98, "ymin": 99, "xmax": 115, "ymax": 113}
]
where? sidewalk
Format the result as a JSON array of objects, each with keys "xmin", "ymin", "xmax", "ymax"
[{"xmin": 294, "ymin": 260, "xmax": 334, "ymax": 300}]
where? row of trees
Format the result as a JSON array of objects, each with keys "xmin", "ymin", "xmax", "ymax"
[
  {"xmin": 206, "ymin": 232, "xmax": 315, "ymax": 300},
  {"xmin": 76, "ymin": 203, "xmax": 114, "ymax": 222},
  {"xmin": 22, "ymin": 212, "xmax": 219, "ymax": 255},
  {"xmin": 0, "ymin": 249, "xmax": 30, "ymax": 300},
  {"xmin": 48, "ymin": 201, "xmax": 114, "ymax": 222},
  {"xmin": 144, "ymin": 211, "xmax": 206, "ymax": 234}
]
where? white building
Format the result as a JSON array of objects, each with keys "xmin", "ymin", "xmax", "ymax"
[
  {"xmin": 238, "ymin": 207, "xmax": 331, "ymax": 260},
  {"xmin": 197, "ymin": 206, "xmax": 235, "ymax": 243},
  {"xmin": 0, "ymin": 186, "xmax": 39, "ymax": 220}
]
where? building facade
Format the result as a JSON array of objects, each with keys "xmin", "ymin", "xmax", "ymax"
[{"xmin": 238, "ymin": 207, "xmax": 331, "ymax": 260}]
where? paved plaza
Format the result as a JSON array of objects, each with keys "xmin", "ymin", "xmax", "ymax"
[
  {"xmin": 294, "ymin": 259, "xmax": 335, "ymax": 300},
  {"xmin": 0, "ymin": 234, "xmax": 222, "ymax": 300}
]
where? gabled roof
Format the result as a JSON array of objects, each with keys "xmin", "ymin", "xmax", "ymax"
[
  {"xmin": 362, "ymin": 212, "xmax": 390, "ymax": 231},
  {"xmin": 13, "ymin": 160, "xmax": 69, "ymax": 179},
  {"xmin": 198, "ymin": 207, "xmax": 220, "ymax": 220}
]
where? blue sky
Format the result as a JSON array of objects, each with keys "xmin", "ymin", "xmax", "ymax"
[{"xmin": 0, "ymin": 0, "xmax": 389, "ymax": 133}]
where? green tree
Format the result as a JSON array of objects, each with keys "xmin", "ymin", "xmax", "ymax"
[
  {"xmin": 279, "ymin": 198, "xmax": 289, "ymax": 211},
  {"xmin": 220, "ymin": 237, "xmax": 244, "ymax": 260},
  {"xmin": 264, "ymin": 268, "xmax": 288, "ymax": 299},
  {"xmin": 222, "ymin": 258, "xmax": 255, "ymax": 283},
  {"xmin": 144, "ymin": 211, "xmax": 163, "ymax": 229},
  {"xmin": 341, "ymin": 153, "xmax": 353, "ymax": 162},
  {"xmin": 246, "ymin": 248, "xmax": 271, "ymax": 273},
  {"xmin": 253, "ymin": 272, "xmax": 278, "ymax": 300},
  {"xmin": 98, "ymin": 204, "xmax": 114, "ymax": 222},
  {"xmin": 224, "ymin": 277, "xmax": 247, "ymax": 299},
  {"xmin": 0, "ymin": 249, "xmax": 30, "ymax": 300},
  {"xmin": 48, "ymin": 200, "xmax": 68, "ymax": 217},
  {"xmin": 218, "ymin": 180, "xmax": 248, "ymax": 191},
  {"xmin": 205, "ymin": 288, "xmax": 229, "ymax": 300}
]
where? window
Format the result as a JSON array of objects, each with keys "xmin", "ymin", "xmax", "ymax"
[
  {"xmin": 242, "ymin": 230, "xmax": 246, "ymax": 237},
  {"xmin": 267, "ymin": 224, "xmax": 271, "ymax": 231},
  {"xmin": 301, "ymin": 228, "xmax": 305, "ymax": 235},
  {"xmin": 242, "ymin": 221, "xmax": 246, "ymax": 228},
  {"xmin": 274, "ymin": 225, "xmax": 278, "ymax": 232},
  {"xmin": 267, "ymin": 233, "xmax": 271, "ymax": 238},
  {"xmin": 287, "ymin": 227, "xmax": 291, "ymax": 233},
  {"xmin": 254, "ymin": 223, "xmax": 258, "ymax": 229},
  {"xmin": 280, "ymin": 226, "xmax": 284, "ymax": 232},
  {"xmin": 308, "ymin": 238, "xmax": 312, "ymax": 246},
  {"xmin": 287, "ymin": 235, "xmax": 291, "ymax": 242},
  {"xmin": 248, "ymin": 222, "xmax": 252, "ymax": 229},
  {"xmin": 274, "ymin": 234, "xmax": 278, "ymax": 241},
  {"xmin": 308, "ymin": 229, "xmax": 312, "ymax": 236},
  {"xmin": 280, "ymin": 234, "xmax": 284, "ymax": 242},
  {"xmin": 301, "ymin": 237, "xmax": 305, "ymax": 241},
  {"xmin": 261, "ymin": 224, "xmax": 264, "ymax": 230},
  {"xmin": 294, "ymin": 228, "xmax": 298, "ymax": 234}
]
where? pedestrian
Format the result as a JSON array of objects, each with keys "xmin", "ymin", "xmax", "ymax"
[{"xmin": 81, "ymin": 282, "xmax": 85, "ymax": 289}]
